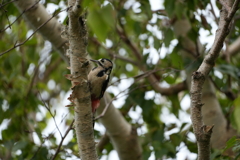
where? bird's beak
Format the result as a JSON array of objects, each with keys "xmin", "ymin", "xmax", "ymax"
[{"xmin": 90, "ymin": 59, "xmax": 99, "ymax": 63}]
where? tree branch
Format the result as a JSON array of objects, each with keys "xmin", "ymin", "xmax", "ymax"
[
  {"xmin": 116, "ymin": 26, "xmax": 143, "ymax": 60},
  {"xmin": 218, "ymin": 0, "xmax": 232, "ymax": 13},
  {"xmin": 51, "ymin": 120, "xmax": 75, "ymax": 160},
  {"xmin": 13, "ymin": 1, "xmax": 142, "ymax": 159},
  {"xmin": 116, "ymin": 20, "xmax": 187, "ymax": 96},
  {"xmin": 1, "ymin": 0, "xmax": 40, "ymax": 33},
  {"xmin": 97, "ymin": 94, "xmax": 142, "ymax": 160},
  {"xmin": 0, "ymin": 0, "xmax": 18, "ymax": 9},
  {"xmin": 190, "ymin": 0, "xmax": 240, "ymax": 159},
  {"xmin": 95, "ymin": 35, "xmax": 188, "ymax": 96},
  {"xmin": 90, "ymin": 37, "xmax": 140, "ymax": 66},
  {"xmin": 96, "ymin": 133, "xmax": 110, "ymax": 153},
  {"xmin": 14, "ymin": 0, "xmax": 68, "ymax": 62},
  {"xmin": 38, "ymin": 91, "xmax": 63, "ymax": 138},
  {"xmin": 147, "ymin": 74, "xmax": 187, "ymax": 95},
  {"xmin": 209, "ymin": 1, "xmax": 219, "ymax": 24},
  {"xmin": 1, "ymin": 2, "xmax": 68, "ymax": 57},
  {"xmin": 228, "ymin": 36, "xmax": 240, "ymax": 57}
]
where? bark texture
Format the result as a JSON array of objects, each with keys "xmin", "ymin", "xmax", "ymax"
[
  {"xmin": 14, "ymin": 1, "xmax": 143, "ymax": 158},
  {"xmin": 173, "ymin": 15, "xmax": 237, "ymax": 157},
  {"xmin": 66, "ymin": 0, "xmax": 97, "ymax": 159},
  {"xmin": 190, "ymin": 0, "xmax": 239, "ymax": 159}
]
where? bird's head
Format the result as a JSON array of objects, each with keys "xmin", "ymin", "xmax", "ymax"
[{"xmin": 90, "ymin": 58, "xmax": 113, "ymax": 75}]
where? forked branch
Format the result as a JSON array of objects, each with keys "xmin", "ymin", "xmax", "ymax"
[{"xmin": 190, "ymin": 0, "xmax": 240, "ymax": 159}]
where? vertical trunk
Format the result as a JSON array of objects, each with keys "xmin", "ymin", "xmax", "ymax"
[
  {"xmin": 66, "ymin": 1, "xmax": 98, "ymax": 159},
  {"xmin": 173, "ymin": 14, "xmax": 237, "ymax": 156}
]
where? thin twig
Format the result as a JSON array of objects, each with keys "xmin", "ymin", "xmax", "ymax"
[
  {"xmin": 2, "ymin": 7, "xmax": 11, "ymax": 29},
  {"xmin": 96, "ymin": 132, "xmax": 110, "ymax": 153},
  {"xmin": 209, "ymin": 1, "xmax": 218, "ymax": 24},
  {"xmin": 209, "ymin": 76, "xmax": 236, "ymax": 100},
  {"xmin": 30, "ymin": 139, "xmax": 46, "ymax": 160},
  {"xmin": 51, "ymin": 119, "xmax": 75, "ymax": 160},
  {"xmin": 95, "ymin": 84, "xmax": 149, "ymax": 120},
  {"xmin": 0, "ymin": 0, "xmax": 18, "ymax": 9},
  {"xmin": 38, "ymin": 91, "xmax": 63, "ymax": 138},
  {"xmin": 0, "ymin": 6, "xmax": 70, "ymax": 56},
  {"xmin": 116, "ymin": 25, "xmax": 143, "ymax": 60},
  {"xmin": 95, "ymin": 81, "xmax": 157, "ymax": 120},
  {"xmin": 90, "ymin": 37, "xmax": 140, "ymax": 66},
  {"xmin": 38, "ymin": 57, "xmax": 63, "ymax": 83},
  {"xmin": 26, "ymin": 59, "xmax": 45, "ymax": 98},
  {"xmin": 109, "ymin": 69, "xmax": 163, "ymax": 86},
  {"xmin": 0, "ymin": 0, "xmax": 40, "ymax": 33},
  {"xmin": 116, "ymin": 14, "xmax": 191, "ymax": 95}
]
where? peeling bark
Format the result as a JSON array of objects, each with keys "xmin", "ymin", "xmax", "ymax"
[{"xmin": 65, "ymin": 0, "xmax": 97, "ymax": 159}]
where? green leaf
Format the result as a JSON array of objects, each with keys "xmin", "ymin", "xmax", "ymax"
[
  {"xmin": 142, "ymin": 147, "xmax": 152, "ymax": 160},
  {"xmin": 170, "ymin": 133, "xmax": 182, "ymax": 146},
  {"xmin": 25, "ymin": 37, "xmax": 38, "ymax": 45},
  {"xmin": 87, "ymin": 4, "xmax": 115, "ymax": 42},
  {"xmin": 179, "ymin": 122, "xmax": 188, "ymax": 131},
  {"xmin": 210, "ymin": 150, "xmax": 221, "ymax": 160},
  {"xmin": 234, "ymin": 152, "xmax": 240, "ymax": 160},
  {"xmin": 12, "ymin": 141, "xmax": 28, "ymax": 152},
  {"xmin": 154, "ymin": 146, "xmax": 167, "ymax": 158},
  {"xmin": 187, "ymin": 0, "xmax": 197, "ymax": 10},
  {"xmin": 168, "ymin": 95, "xmax": 181, "ymax": 117},
  {"xmin": 140, "ymin": 1, "xmax": 152, "ymax": 18},
  {"xmin": 164, "ymin": 74, "xmax": 176, "ymax": 84},
  {"xmin": 141, "ymin": 100, "xmax": 155, "ymax": 119},
  {"xmin": 53, "ymin": 8, "xmax": 61, "ymax": 16},
  {"xmin": 223, "ymin": 136, "xmax": 236, "ymax": 152},
  {"xmin": 130, "ymin": 13, "xmax": 148, "ymax": 22},
  {"xmin": 214, "ymin": 64, "xmax": 240, "ymax": 80},
  {"xmin": 163, "ymin": 141, "xmax": 175, "ymax": 153},
  {"xmin": 154, "ymin": 37, "xmax": 162, "ymax": 50},
  {"xmin": 164, "ymin": 0, "xmax": 175, "ymax": 17},
  {"xmin": 152, "ymin": 129, "xmax": 164, "ymax": 142},
  {"xmin": 169, "ymin": 50, "xmax": 183, "ymax": 69},
  {"xmin": 38, "ymin": 120, "xmax": 47, "ymax": 130},
  {"xmin": 163, "ymin": 28, "xmax": 174, "ymax": 47},
  {"xmin": 101, "ymin": 4, "xmax": 115, "ymax": 28},
  {"xmin": 187, "ymin": 28, "xmax": 199, "ymax": 43},
  {"xmin": 175, "ymin": 2, "xmax": 186, "ymax": 19},
  {"xmin": 233, "ymin": 143, "xmax": 240, "ymax": 152},
  {"xmin": 87, "ymin": 9, "xmax": 108, "ymax": 41},
  {"xmin": 234, "ymin": 96, "xmax": 240, "ymax": 132}
]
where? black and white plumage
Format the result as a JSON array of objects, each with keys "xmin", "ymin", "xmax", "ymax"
[{"xmin": 88, "ymin": 58, "xmax": 113, "ymax": 113}]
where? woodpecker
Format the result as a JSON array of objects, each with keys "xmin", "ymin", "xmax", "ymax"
[{"xmin": 88, "ymin": 58, "xmax": 113, "ymax": 113}]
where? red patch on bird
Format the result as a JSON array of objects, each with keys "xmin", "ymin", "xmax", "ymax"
[{"xmin": 91, "ymin": 99, "xmax": 100, "ymax": 113}]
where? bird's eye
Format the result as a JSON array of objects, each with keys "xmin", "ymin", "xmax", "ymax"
[{"xmin": 101, "ymin": 59, "xmax": 104, "ymax": 63}]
